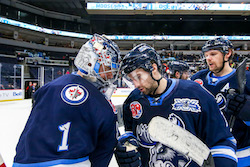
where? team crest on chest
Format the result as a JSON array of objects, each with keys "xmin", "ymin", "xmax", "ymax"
[
  {"xmin": 172, "ymin": 98, "xmax": 201, "ymax": 113},
  {"xmin": 130, "ymin": 101, "xmax": 143, "ymax": 119},
  {"xmin": 61, "ymin": 84, "xmax": 89, "ymax": 105}
]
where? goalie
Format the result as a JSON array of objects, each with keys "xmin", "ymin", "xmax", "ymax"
[
  {"xmin": 13, "ymin": 34, "xmax": 121, "ymax": 167},
  {"xmin": 115, "ymin": 43, "xmax": 237, "ymax": 167}
]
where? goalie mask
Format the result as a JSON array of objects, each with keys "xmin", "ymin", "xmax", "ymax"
[{"xmin": 74, "ymin": 34, "xmax": 121, "ymax": 98}]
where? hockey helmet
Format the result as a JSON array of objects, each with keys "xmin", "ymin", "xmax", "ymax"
[
  {"xmin": 168, "ymin": 60, "xmax": 189, "ymax": 75},
  {"xmin": 202, "ymin": 37, "xmax": 233, "ymax": 54},
  {"xmin": 74, "ymin": 34, "xmax": 120, "ymax": 87},
  {"xmin": 121, "ymin": 43, "xmax": 162, "ymax": 75}
]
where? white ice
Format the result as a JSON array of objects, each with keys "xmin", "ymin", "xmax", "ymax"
[{"xmin": 0, "ymin": 99, "xmax": 123, "ymax": 167}]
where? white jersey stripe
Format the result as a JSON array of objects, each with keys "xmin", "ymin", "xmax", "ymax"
[{"xmin": 211, "ymin": 146, "xmax": 237, "ymax": 162}]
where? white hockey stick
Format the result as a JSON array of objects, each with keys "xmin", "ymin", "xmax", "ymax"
[{"xmin": 148, "ymin": 116, "xmax": 214, "ymax": 167}]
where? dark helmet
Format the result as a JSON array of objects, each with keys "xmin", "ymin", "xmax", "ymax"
[
  {"xmin": 168, "ymin": 60, "xmax": 189, "ymax": 75},
  {"xmin": 202, "ymin": 37, "xmax": 234, "ymax": 54},
  {"xmin": 121, "ymin": 43, "xmax": 162, "ymax": 75},
  {"xmin": 201, "ymin": 37, "xmax": 234, "ymax": 73}
]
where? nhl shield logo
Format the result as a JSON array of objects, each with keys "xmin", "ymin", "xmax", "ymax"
[
  {"xmin": 61, "ymin": 84, "xmax": 89, "ymax": 105},
  {"xmin": 130, "ymin": 101, "xmax": 143, "ymax": 119}
]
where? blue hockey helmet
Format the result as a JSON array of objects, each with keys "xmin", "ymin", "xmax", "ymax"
[
  {"xmin": 121, "ymin": 43, "xmax": 162, "ymax": 75},
  {"xmin": 74, "ymin": 34, "xmax": 121, "ymax": 87},
  {"xmin": 202, "ymin": 37, "xmax": 233, "ymax": 54},
  {"xmin": 201, "ymin": 37, "xmax": 234, "ymax": 73},
  {"xmin": 168, "ymin": 60, "xmax": 189, "ymax": 74}
]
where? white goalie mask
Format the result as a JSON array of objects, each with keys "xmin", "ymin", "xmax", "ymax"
[{"xmin": 74, "ymin": 34, "xmax": 121, "ymax": 99}]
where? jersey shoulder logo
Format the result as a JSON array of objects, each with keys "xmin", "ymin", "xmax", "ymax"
[
  {"xmin": 61, "ymin": 84, "xmax": 89, "ymax": 105},
  {"xmin": 194, "ymin": 79, "xmax": 203, "ymax": 86},
  {"xmin": 172, "ymin": 98, "xmax": 201, "ymax": 113},
  {"xmin": 130, "ymin": 101, "xmax": 143, "ymax": 119}
]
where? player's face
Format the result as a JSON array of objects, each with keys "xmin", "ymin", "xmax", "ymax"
[
  {"xmin": 204, "ymin": 50, "xmax": 224, "ymax": 73},
  {"xmin": 181, "ymin": 71, "xmax": 189, "ymax": 80},
  {"xmin": 127, "ymin": 68, "xmax": 157, "ymax": 95},
  {"xmin": 99, "ymin": 63, "xmax": 113, "ymax": 81}
]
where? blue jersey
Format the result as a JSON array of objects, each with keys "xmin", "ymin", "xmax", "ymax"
[
  {"xmin": 13, "ymin": 74, "xmax": 118, "ymax": 167},
  {"xmin": 123, "ymin": 79, "xmax": 237, "ymax": 167},
  {"xmin": 191, "ymin": 69, "xmax": 250, "ymax": 167}
]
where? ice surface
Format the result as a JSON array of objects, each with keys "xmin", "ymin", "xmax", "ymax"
[{"xmin": 0, "ymin": 99, "xmax": 122, "ymax": 167}]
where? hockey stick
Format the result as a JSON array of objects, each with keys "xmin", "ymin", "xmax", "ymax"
[
  {"xmin": 148, "ymin": 116, "xmax": 215, "ymax": 167},
  {"xmin": 228, "ymin": 57, "xmax": 248, "ymax": 128},
  {"xmin": 237, "ymin": 57, "xmax": 248, "ymax": 94}
]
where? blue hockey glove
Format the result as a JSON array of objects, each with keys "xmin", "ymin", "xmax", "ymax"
[
  {"xmin": 115, "ymin": 132, "xmax": 142, "ymax": 167},
  {"xmin": 226, "ymin": 90, "xmax": 250, "ymax": 125},
  {"xmin": 226, "ymin": 91, "xmax": 246, "ymax": 116}
]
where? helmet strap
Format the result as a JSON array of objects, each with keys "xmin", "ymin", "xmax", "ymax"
[
  {"xmin": 214, "ymin": 52, "xmax": 228, "ymax": 74},
  {"xmin": 179, "ymin": 72, "xmax": 183, "ymax": 79},
  {"xmin": 150, "ymin": 71, "xmax": 163, "ymax": 95}
]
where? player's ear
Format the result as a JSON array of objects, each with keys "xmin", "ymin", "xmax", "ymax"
[
  {"xmin": 151, "ymin": 63, "xmax": 158, "ymax": 71},
  {"xmin": 175, "ymin": 71, "xmax": 180, "ymax": 79},
  {"xmin": 152, "ymin": 63, "xmax": 160, "ymax": 75},
  {"xmin": 225, "ymin": 49, "xmax": 233, "ymax": 61}
]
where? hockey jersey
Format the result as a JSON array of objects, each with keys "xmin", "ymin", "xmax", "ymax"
[
  {"xmin": 123, "ymin": 79, "xmax": 237, "ymax": 167},
  {"xmin": 13, "ymin": 74, "xmax": 118, "ymax": 167},
  {"xmin": 191, "ymin": 69, "xmax": 250, "ymax": 167}
]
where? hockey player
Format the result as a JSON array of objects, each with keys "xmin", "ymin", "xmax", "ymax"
[
  {"xmin": 191, "ymin": 37, "xmax": 250, "ymax": 167},
  {"xmin": 115, "ymin": 43, "xmax": 237, "ymax": 167},
  {"xmin": 13, "ymin": 34, "xmax": 121, "ymax": 167},
  {"xmin": 168, "ymin": 60, "xmax": 190, "ymax": 80}
]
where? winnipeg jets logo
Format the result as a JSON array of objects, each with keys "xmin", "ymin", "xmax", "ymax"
[
  {"xmin": 69, "ymin": 87, "xmax": 82, "ymax": 99},
  {"xmin": 61, "ymin": 84, "xmax": 89, "ymax": 105},
  {"xmin": 172, "ymin": 98, "xmax": 201, "ymax": 113},
  {"xmin": 130, "ymin": 101, "xmax": 143, "ymax": 119}
]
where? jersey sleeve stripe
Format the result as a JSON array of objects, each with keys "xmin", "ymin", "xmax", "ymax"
[
  {"xmin": 211, "ymin": 146, "xmax": 237, "ymax": 162},
  {"xmin": 236, "ymin": 146, "xmax": 250, "ymax": 158},
  {"xmin": 227, "ymin": 137, "xmax": 237, "ymax": 146},
  {"xmin": 13, "ymin": 156, "xmax": 89, "ymax": 167}
]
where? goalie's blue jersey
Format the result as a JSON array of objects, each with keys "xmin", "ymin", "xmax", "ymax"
[
  {"xmin": 123, "ymin": 79, "xmax": 237, "ymax": 167},
  {"xmin": 13, "ymin": 74, "xmax": 118, "ymax": 167},
  {"xmin": 191, "ymin": 69, "xmax": 250, "ymax": 167}
]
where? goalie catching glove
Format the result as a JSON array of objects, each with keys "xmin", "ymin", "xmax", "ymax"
[
  {"xmin": 115, "ymin": 132, "xmax": 142, "ymax": 167},
  {"xmin": 226, "ymin": 89, "xmax": 250, "ymax": 125}
]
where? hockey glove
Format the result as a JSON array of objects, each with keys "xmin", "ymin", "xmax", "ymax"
[
  {"xmin": 226, "ymin": 90, "xmax": 250, "ymax": 125},
  {"xmin": 115, "ymin": 132, "xmax": 142, "ymax": 167}
]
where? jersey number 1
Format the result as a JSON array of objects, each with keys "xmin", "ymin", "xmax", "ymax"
[{"xmin": 58, "ymin": 122, "xmax": 71, "ymax": 151}]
